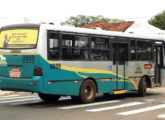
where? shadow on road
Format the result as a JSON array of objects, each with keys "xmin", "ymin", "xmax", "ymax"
[{"xmin": 11, "ymin": 91, "xmax": 161, "ymax": 108}]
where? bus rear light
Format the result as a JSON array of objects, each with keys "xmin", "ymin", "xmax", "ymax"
[
  {"xmin": 48, "ymin": 81, "xmax": 55, "ymax": 84},
  {"xmin": 75, "ymin": 80, "xmax": 80, "ymax": 83},
  {"xmin": 31, "ymin": 81, "xmax": 38, "ymax": 85},
  {"xmin": 34, "ymin": 67, "xmax": 43, "ymax": 76}
]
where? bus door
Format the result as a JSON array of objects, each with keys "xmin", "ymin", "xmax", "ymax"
[
  {"xmin": 112, "ymin": 43, "xmax": 128, "ymax": 90},
  {"xmin": 154, "ymin": 45, "xmax": 164, "ymax": 86}
]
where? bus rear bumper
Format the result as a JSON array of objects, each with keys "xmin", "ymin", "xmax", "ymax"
[{"xmin": 0, "ymin": 76, "xmax": 43, "ymax": 92}]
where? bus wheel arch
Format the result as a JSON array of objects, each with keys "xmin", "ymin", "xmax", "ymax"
[
  {"xmin": 144, "ymin": 75, "xmax": 152, "ymax": 88},
  {"xmin": 79, "ymin": 78, "xmax": 97, "ymax": 103},
  {"xmin": 138, "ymin": 76, "xmax": 149, "ymax": 96},
  {"xmin": 85, "ymin": 77, "xmax": 98, "ymax": 93}
]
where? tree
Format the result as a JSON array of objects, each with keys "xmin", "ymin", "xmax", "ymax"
[
  {"xmin": 148, "ymin": 11, "xmax": 165, "ymax": 30},
  {"xmin": 61, "ymin": 15, "xmax": 124, "ymax": 27}
]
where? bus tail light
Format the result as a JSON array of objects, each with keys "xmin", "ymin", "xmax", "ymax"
[
  {"xmin": 34, "ymin": 67, "xmax": 43, "ymax": 76},
  {"xmin": 31, "ymin": 81, "xmax": 38, "ymax": 85},
  {"xmin": 48, "ymin": 81, "xmax": 55, "ymax": 84}
]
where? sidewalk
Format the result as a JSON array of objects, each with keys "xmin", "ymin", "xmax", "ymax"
[
  {"xmin": 0, "ymin": 90, "xmax": 17, "ymax": 96},
  {"xmin": 148, "ymin": 87, "xmax": 165, "ymax": 93}
]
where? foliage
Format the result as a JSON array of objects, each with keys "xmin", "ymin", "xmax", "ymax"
[
  {"xmin": 148, "ymin": 11, "xmax": 165, "ymax": 30},
  {"xmin": 61, "ymin": 15, "xmax": 124, "ymax": 27}
]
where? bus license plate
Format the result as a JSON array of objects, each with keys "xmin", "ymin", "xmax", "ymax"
[{"xmin": 9, "ymin": 68, "xmax": 21, "ymax": 78}]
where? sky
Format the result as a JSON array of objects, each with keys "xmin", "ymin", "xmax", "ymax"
[{"xmin": 0, "ymin": 0, "xmax": 165, "ymax": 26}]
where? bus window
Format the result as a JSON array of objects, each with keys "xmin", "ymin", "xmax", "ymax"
[
  {"xmin": 91, "ymin": 50, "xmax": 109, "ymax": 60},
  {"xmin": 146, "ymin": 42, "xmax": 152, "ymax": 60},
  {"xmin": 91, "ymin": 37, "xmax": 109, "ymax": 49},
  {"xmin": 48, "ymin": 32, "xmax": 59, "ymax": 60},
  {"xmin": 90, "ymin": 37, "xmax": 110, "ymax": 60},
  {"xmin": 137, "ymin": 41, "xmax": 153, "ymax": 61},
  {"xmin": 74, "ymin": 36, "xmax": 88, "ymax": 48},
  {"xmin": 62, "ymin": 34, "xmax": 89, "ymax": 60},
  {"xmin": 131, "ymin": 40, "xmax": 136, "ymax": 60}
]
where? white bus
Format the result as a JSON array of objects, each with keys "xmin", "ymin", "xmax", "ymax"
[{"xmin": 0, "ymin": 23, "xmax": 164, "ymax": 103}]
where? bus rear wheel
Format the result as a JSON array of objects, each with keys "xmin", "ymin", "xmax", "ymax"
[
  {"xmin": 138, "ymin": 77, "xmax": 147, "ymax": 97},
  {"xmin": 38, "ymin": 93, "xmax": 60, "ymax": 103},
  {"xmin": 79, "ymin": 79, "xmax": 96, "ymax": 103}
]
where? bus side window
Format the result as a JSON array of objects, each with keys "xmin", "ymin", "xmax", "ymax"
[
  {"xmin": 62, "ymin": 35, "xmax": 89, "ymax": 60},
  {"xmin": 137, "ymin": 41, "xmax": 152, "ymax": 61},
  {"xmin": 90, "ymin": 37, "xmax": 110, "ymax": 61},
  {"xmin": 131, "ymin": 40, "xmax": 136, "ymax": 60},
  {"xmin": 48, "ymin": 32, "xmax": 59, "ymax": 60},
  {"xmin": 146, "ymin": 42, "xmax": 152, "ymax": 60},
  {"xmin": 75, "ymin": 36, "xmax": 89, "ymax": 60}
]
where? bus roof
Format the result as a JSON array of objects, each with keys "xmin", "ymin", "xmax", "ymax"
[
  {"xmin": 41, "ymin": 24, "xmax": 165, "ymax": 41},
  {"xmin": 1, "ymin": 24, "xmax": 39, "ymax": 30},
  {"xmin": 1, "ymin": 23, "xmax": 164, "ymax": 41}
]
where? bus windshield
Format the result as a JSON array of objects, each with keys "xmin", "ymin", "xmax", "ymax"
[{"xmin": 0, "ymin": 29, "xmax": 38, "ymax": 49}]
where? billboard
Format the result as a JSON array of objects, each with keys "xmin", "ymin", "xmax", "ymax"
[{"xmin": 0, "ymin": 29, "xmax": 38, "ymax": 48}]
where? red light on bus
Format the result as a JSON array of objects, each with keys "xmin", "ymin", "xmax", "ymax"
[
  {"xmin": 31, "ymin": 81, "xmax": 38, "ymax": 85},
  {"xmin": 75, "ymin": 80, "xmax": 80, "ymax": 83},
  {"xmin": 48, "ymin": 81, "xmax": 55, "ymax": 84},
  {"xmin": 144, "ymin": 64, "xmax": 152, "ymax": 69}
]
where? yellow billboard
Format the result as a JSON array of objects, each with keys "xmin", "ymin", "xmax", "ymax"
[{"xmin": 0, "ymin": 29, "xmax": 38, "ymax": 48}]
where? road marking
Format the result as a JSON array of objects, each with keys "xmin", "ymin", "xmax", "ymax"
[
  {"xmin": 58, "ymin": 100, "xmax": 120, "ymax": 110},
  {"xmin": 0, "ymin": 95, "xmax": 37, "ymax": 101},
  {"xmin": 158, "ymin": 114, "xmax": 165, "ymax": 119},
  {"xmin": 59, "ymin": 96, "xmax": 71, "ymax": 100},
  {"xmin": 86, "ymin": 102, "xmax": 144, "ymax": 112},
  {"xmin": 117, "ymin": 104, "xmax": 165, "ymax": 115},
  {"xmin": 0, "ymin": 98, "xmax": 40, "ymax": 104}
]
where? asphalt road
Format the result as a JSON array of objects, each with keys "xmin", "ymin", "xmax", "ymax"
[{"xmin": 0, "ymin": 88, "xmax": 165, "ymax": 120}]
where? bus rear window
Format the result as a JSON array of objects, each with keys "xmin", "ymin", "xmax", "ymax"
[{"xmin": 0, "ymin": 29, "xmax": 38, "ymax": 49}]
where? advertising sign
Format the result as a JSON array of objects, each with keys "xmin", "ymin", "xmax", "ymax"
[{"xmin": 0, "ymin": 29, "xmax": 38, "ymax": 48}]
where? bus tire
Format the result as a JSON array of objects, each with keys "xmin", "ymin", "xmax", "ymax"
[
  {"xmin": 38, "ymin": 93, "xmax": 60, "ymax": 103},
  {"xmin": 79, "ymin": 79, "xmax": 96, "ymax": 103},
  {"xmin": 138, "ymin": 77, "xmax": 147, "ymax": 97}
]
